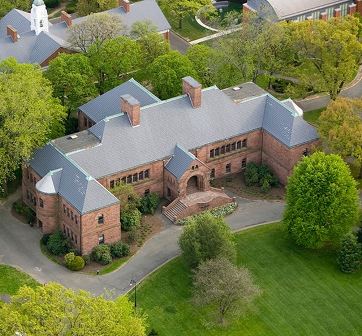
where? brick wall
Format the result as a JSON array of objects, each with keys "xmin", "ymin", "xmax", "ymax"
[
  {"xmin": 36, "ymin": 192, "xmax": 59, "ymax": 234},
  {"xmin": 78, "ymin": 110, "xmax": 95, "ymax": 131},
  {"xmin": 80, "ymin": 203, "xmax": 121, "ymax": 255}
]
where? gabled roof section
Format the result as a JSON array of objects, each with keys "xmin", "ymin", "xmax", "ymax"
[
  {"xmin": 165, "ymin": 144, "xmax": 196, "ymax": 180},
  {"xmin": 29, "ymin": 143, "xmax": 118, "ymax": 214},
  {"xmin": 0, "ymin": 9, "xmax": 31, "ymax": 38},
  {"xmin": 79, "ymin": 79, "xmax": 160, "ymax": 123}
]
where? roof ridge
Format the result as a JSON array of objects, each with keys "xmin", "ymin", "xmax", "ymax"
[{"xmin": 129, "ymin": 78, "xmax": 162, "ymax": 102}]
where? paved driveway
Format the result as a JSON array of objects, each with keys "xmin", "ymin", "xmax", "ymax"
[{"xmin": 0, "ymin": 194, "xmax": 284, "ymax": 296}]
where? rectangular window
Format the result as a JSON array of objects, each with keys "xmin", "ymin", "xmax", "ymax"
[
  {"xmin": 144, "ymin": 169, "xmax": 150, "ymax": 179},
  {"xmin": 226, "ymin": 144, "xmax": 230, "ymax": 153},
  {"xmin": 83, "ymin": 117, "xmax": 88, "ymax": 127},
  {"xmin": 99, "ymin": 234, "xmax": 105, "ymax": 244},
  {"xmin": 27, "ymin": 170, "xmax": 30, "ymax": 180},
  {"xmin": 210, "ymin": 149, "xmax": 214, "ymax": 158},
  {"xmin": 312, "ymin": 10, "xmax": 320, "ymax": 19},
  {"xmin": 38, "ymin": 220, "xmax": 43, "ymax": 228},
  {"xmin": 139, "ymin": 171, "xmax": 144, "ymax": 180},
  {"xmin": 98, "ymin": 215, "xmax": 104, "ymax": 224},
  {"xmin": 110, "ymin": 180, "xmax": 114, "ymax": 189},
  {"xmin": 242, "ymin": 139, "xmax": 247, "ymax": 148},
  {"xmin": 71, "ymin": 211, "xmax": 74, "ymax": 220},
  {"xmin": 63, "ymin": 205, "xmax": 66, "ymax": 214},
  {"xmin": 75, "ymin": 235, "xmax": 77, "ymax": 244},
  {"xmin": 326, "ymin": 7, "xmax": 333, "ymax": 18},
  {"xmin": 27, "ymin": 190, "xmax": 30, "ymax": 200},
  {"xmin": 210, "ymin": 168, "xmax": 215, "ymax": 179},
  {"xmin": 75, "ymin": 216, "xmax": 78, "ymax": 225},
  {"xmin": 231, "ymin": 142, "xmax": 236, "ymax": 151},
  {"xmin": 116, "ymin": 178, "xmax": 121, "ymax": 185},
  {"xmin": 215, "ymin": 147, "xmax": 220, "ymax": 156},
  {"xmin": 127, "ymin": 175, "xmax": 132, "ymax": 184},
  {"xmin": 133, "ymin": 173, "xmax": 138, "ymax": 183},
  {"xmin": 340, "ymin": 3, "xmax": 348, "ymax": 16},
  {"xmin": 121, "ymin": 177, "xmax": 126, "ymax": 184},
  {"xmin": 242, "ymin": 158, "xmax": 247, "ymax": 169},
  {"xmin": 221, "ymin": 145, "xmax": 225, "ymax": 154},
  {"xmin": 67, "ymin": 208, "xmax": 70, "ymax": 217},
  {"xmin": 236, "ymin": 141, "xmax": 242, "ymax": 149},
  {"xmin": 226, "ymin": 163, "xmax": 231, "ymax": 173},
  {"xmin": 39, "ymin": 198, "xmax": 44, "ymax": 208},
  {"xmin": 144, "ymin": 189, "xmax": 150, "ymax": 195}
]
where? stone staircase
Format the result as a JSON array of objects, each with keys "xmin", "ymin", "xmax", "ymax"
[{"xmin": 163, "ymin": 198, "xmax": 187, "ymax": 222}]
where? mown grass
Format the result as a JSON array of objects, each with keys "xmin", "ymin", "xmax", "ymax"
[
  {"xmin": 0, "ymin": 265, "xmax": 39, "ymax": 295},
  {"xmin": 135, "ymin": 223, "xmax": 362, "ymax": 336},
  {"xmin": 303, "ymin": 108, "xmax": 325, "ymax": 125}
]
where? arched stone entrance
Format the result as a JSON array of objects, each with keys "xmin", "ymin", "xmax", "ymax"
[{"xmin": 186, "ymin": 175, "xmax": 204, "ymax": 195}]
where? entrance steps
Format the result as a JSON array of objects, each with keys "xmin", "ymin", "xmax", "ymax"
[{"xmin": 163, "ymin": 199, "xmax": 187, "ymax": 222}]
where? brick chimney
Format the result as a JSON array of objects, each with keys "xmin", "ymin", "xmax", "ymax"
[
  {"xmin": 121, "ymin": 94, "xmax": 140, "ymax": 127},
  {"xmin": 348, "ymin": 3, "xmax": 357, "ymax": 15},
  {"xmin": 119, "ymin": 0, "xmax": 131, "ymax": 13},
  {"xmin": 7, "ymin": 25, "xmax": 18, "ymax": 43},
  {"xmin": 182, "ymin": 77, "xmax": 202, "ymax": 108},
  {"xmin": 61, "ymin": 11, "xmax": 72, "ymax": 27},
  {"xmin": 356, "ymin": 0, "xmax": 362, "ymax": 15}
]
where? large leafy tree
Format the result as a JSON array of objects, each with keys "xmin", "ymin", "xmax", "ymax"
[
  {"xmin": 318, "ymin": 98, "xmax": 362, "ymax": 166},
  {"xmin": 159, "ymin": 0, "xmax": 211, "ymax": 29},
  {"xmin": 0, "ymin": 283, "xmax": 147, "ymax": 335},
  {"xmin": 88, "ymin": 36, "xmax": 143, "ymax": 93},
  {"xmin": 284, "ymin": 152, "xmax": 359, "ymax": 248},
  {"xmin": 147, "ymin": 51, "xmax": 198, "ymax": 99},
  {"xmin": 288, "ymin": 16, "xmax": 362, "ymax": 100},
  {"xmin": 193, "ymin": 257, "xmax": 260, "ymax": 324},
  {"xmin": 68, "ymin": 13, "xmax": 124, "ymax": 53},
  {"xmin": 76, "ymin": 0, "xmax": 118, "ymax": 16},
  {"xmin": 179, "ymin": 212, "xmax": 236, "ymax": 268},
  {"xmin": 0, "ymin": 0, "xmax": 30, "ymax": 18},
  {"xmin": 46, "ymin": 53, "xmax": 97, "ymax": 113},
  {"xmin": 0, "ymin": 58, "xmax": 66, "ymax": 191}
]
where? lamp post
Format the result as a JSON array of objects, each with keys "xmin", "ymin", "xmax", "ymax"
[{"xmin": 130, "ymin": 279, "xmax": 137, "ymax": 309}]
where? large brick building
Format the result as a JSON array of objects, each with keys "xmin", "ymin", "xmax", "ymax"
[
  {"xmin": 23, "ymin": 77, "xmax": 319, "ymax": 255},
  {"xmin": 244, "ymin": 0, "xmax": 362, "ymax": 21},
  {"xmin": 0, "ymin": 0, "xmax": 170, "ymax": 66}
]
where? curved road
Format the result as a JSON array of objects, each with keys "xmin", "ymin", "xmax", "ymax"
[{"xmin": 0, "ymin": 194, "xmax": 284, "ymax": 296}]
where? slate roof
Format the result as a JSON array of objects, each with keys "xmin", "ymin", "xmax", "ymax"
[
  {"xmin": 248, "ymin": 0, "xmax": 351, "ymax": 20},
  {"xmin": 165, "ymin": 145, "xmax": 196, "ymax": 180},
  {"xmin": 223, "ymin": 82, "xmax": 267, "ymax": 102},
  {"xmin": 30, "ymin": 143, "xmax": 118, "ymax": 214},
  {"xmin": 0, "ymin": 0, "xmax": 170, "ymax": 64},
  {"xmin": 29, "ymin": 82, "xmax": 318, "ymax": 214},
  {"xmin": 79, "ymin": 79, "xmax": 160, "ymax": 123}
]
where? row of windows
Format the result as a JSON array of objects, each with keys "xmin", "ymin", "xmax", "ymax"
[
  {"xmin": 63, "ymin": 225, "xmax": 78, "ymax": 244},
  {"xmin": 63, "ymin": 204, "xmax": 79, "ymax": 224},
  {"xmin": 210, "ymin": 158, "xmax": 247, "ymax": 179},
  {"xmin": 83, "ymin": 116, "xmax": 95, "ymax": 129},
  {"xmin": 27, "ymin": 171, "xmax": 38, "ymax": 186},
  {"xmin": 210, "ymin": 139, "xmax": 247, "ymax": 159},
  {"xmin": 26, "ymin": 190, "xmax": 37, "ymax": 206},
  {"xmin": 296, "ymin": 5, "xmax": 348, "ymax": 21},
  {"xmin": 110, "ymin": 169, "xmax": 150, "ymax": 188}
]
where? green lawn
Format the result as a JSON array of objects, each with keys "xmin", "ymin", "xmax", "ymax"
[
  {"xmin": 0, "ymin": 265, "xmax": 39, "ymax": 295},
  {"xmin": 303, "ymin": 108, "xmax": 325, "ymax": 125},
  {"xmin": 134, "ymin": 223, "xmax": 362, "ymax": 336}
]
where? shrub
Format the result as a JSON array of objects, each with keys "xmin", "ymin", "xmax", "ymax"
[
  {"xmin": 64, "ymin": 252, "xmax": 85, "ymax": 271},
  {"xmin": 337, "ymin": 233, "xmax": 362, "ymax": 273},
  {"xmin": 244, "ymin": 163, "xmax": 259, "ymax": 186},
  {"xmin": 139, "ymin": 192, "xmax": 160, "ymax": 214},
  {"xmin": 92, "ymin": 244, "xmax": 112, "ymax": 265},
  {"xmin": 347, "ymin": 160, "xmax": 361, "ymax": 179},
  {"xmin": 40, "ymin": 234, "xmax": 51, "ymax": 246},
  {"xmin": 45, "ymin": 0, "xmax": 60, "ymax": 8},
  {"xmin": 110, "ymin": 241, "xmax": 130, "ymax": 258},
  {"xmin": 121, "ymin": 208, "xmax": 142, "ymax": 231},
  {"xmin": 12, "ymin": 201, "xmax": 36, "ymax": 223},
  {"xmin": 127, "ymin": 227, "xmax": 139, "ymax": 244},
  {"xmin": 179, "ymin": 213, "xmax": 236, "ymax": 268},
  {"xmin": 46, "ymin": 231, "xmax": 70, "ymax": 256},
  {"xmin": 358, "ymin": 227, "xmax": 362, "ymax": 244},
  {"xmin": 244, "ymin": 163, "xmax": 278, "ymax": 191},
  {"xmin": 82, "ymin": 254, "xmax": 91, "ymax": 265},
  {"xmin": 260, "ymin": 178, "xmax": 271, "ymax": 193}
]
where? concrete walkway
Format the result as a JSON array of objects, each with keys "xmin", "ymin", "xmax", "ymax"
[{"xmin": 0, "ymin": 194, "xmax": 284, "ymax": 296}]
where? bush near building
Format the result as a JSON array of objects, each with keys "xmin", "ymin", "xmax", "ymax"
[
  {"xmin": 139, "ymin": 192, "xmax": 160, "ymax": 215},
  {"xmin": 64, "ymin": 252, "xmax": 85, "ymax": 271},
  {"xmin": 337, "ymin": 233, "xmax": 362, "ymax": 274},
  {"xmin": 91, "ymin": 244, "xmax": 112, "ymax": 265},
  {"xmin": 244, "ymin": 162, "xmax": 278, "ymax": 193},
  {"xmin": 121, "ymin": 208, "xmax": 142, "ymax": 231},
  {"xmin": 110, "ymin": 241, "xmax": 130, "ymax": 258},
  {"xmin": 46, "ymin": 230, "xmax": 70, "ymax": 256}
]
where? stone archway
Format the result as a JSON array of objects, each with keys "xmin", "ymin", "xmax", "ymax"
[{"xmin": 186, "ymin": 175, "xmax": 204, "ymax": 195}]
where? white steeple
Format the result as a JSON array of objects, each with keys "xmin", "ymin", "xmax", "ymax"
[{"xmin": 30, "ymin": 0, "xmax": 49, "ymax": 35}]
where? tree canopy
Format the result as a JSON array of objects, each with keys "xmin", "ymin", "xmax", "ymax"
[
  {"xmin": 0, "ymin": 58, "xmax": 66, "ymax": 190},
  {"xmin": 284, "ymin": 152, "xmax": 359, "ymax": 248},
  {"xmin": 318, "ymin": 98, "xmax": 362, "ymax": 165},
  {"xmin": 76, "ymin": 0, "xmax": 118, "ymax": 16},
  {"xmin": 179, "ymin": 212, "xmax": 236, "ymax": 268},
  {"xmin": 0, "ymin": 283, "xmax": 147, "ymax": 336},
  {"xmin": 46, "ymin": 53, "xmax": 97, "ymax": 113},
  {"xmin": 147, "ymin": 51, "xmax": 198, "ymax": 99},
  {"xmin": 0, "ymin": 0, "xmax": 30, "ymax": 18}
]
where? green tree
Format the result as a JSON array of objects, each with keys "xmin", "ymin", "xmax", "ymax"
[
  {"xmin": 284, "ymin": 152, "xmax": 359, "ymax": 248},
  {"xmin": 186, "ymin": 44, "xmax": 218, "ymax": 87},
  {"xmin": 318, "ymin": 98, "xmax": 362, "ymax": 166},
  {"xmin": 159, "ymin": 0, "xmax": 211, "ymax": 29},
  {"xmin": 179, "ymin": 212, "xmax": 236, "ymax": 268},
  {"xmin": 0, "ymin": 283, "xmax": 147, "ymax": 335},
  {"xmin": 337, "ymin": 233, "xmax": 362, "ymax": 273},
  {"xmin": 76, "ymin": 0, "xmax": 117, "ymax": 16},
  {"xmin": 288, "ymin": 16, "xmax": 362, "ymax": 100},
  {"xmin": 46, "ymin": 53, "xmax": 97, "ymax": 114},
  {"xmin": 0, "ymin": 0, "xmax": 30, "ymax": 18},
  {"xmin": 110, "ymin": 182, "xmax": 140, "ymax": 210},
  {"xmin": 88, "ymin": 36, "xmax": 142, "ymax": 93},
  {"xmin": 69, "ymin": 13, "xmax": 125, "ymax": 53},
  {"xmin": 147, "ymin": 51, "xmax": 198, "ymax": 99},
  {"xmin": 0, "ymin": 58, "xmax": 66, "ymax": 191},
  {"xmin": 131, "ymin": 21, "xmax": 170, "ymax": 66},
  {"xmin": 193, "ymin": 257, "xmax": 260, "ymax": 324}
]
